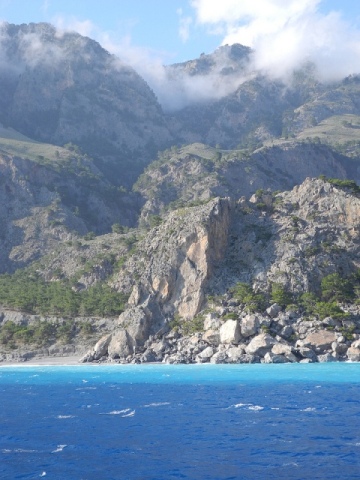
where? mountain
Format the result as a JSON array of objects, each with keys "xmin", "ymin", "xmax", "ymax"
[
  {"xmin": 0, "ymin": 22, "xmax": 174, "ymax": 185},
  {"xmin": 1, "ymin": 23, "xmax": 360, "ymax": 364}
]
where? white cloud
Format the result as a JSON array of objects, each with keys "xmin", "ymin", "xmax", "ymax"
[
  {"xmin": 53, "ymin": 15, "xmax": 95, "ymax": 38},
  {"xmin": 190, "ymin": 0, "xmax": 360, "ymax": 81},
  {"xmin": 177, "ymin": 8, "xmax": 193, "ymax": 43}
]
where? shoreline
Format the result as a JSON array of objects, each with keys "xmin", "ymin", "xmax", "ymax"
[{"xmin": 0, "ymin": 355, "xmax": 82, "ymax": 366}]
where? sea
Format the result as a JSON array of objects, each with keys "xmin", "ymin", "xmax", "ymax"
[{"xmin": 0, "ymin": 363, "xmax": 359, "ymax": 480}]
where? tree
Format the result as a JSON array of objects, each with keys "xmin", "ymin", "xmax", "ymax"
[
  {"xmin": 321, "ymin": 273, "xmax": 353, "ymax": 302},
  {"xmin": 299, "ymin": 292, "xmax": 318, "ymax": 315},
  {"xmin": 231, "ymin": 282, "xmax": 267, "ymax": 312},
  {"xmin": 112, "ymin": 223, "xmax": 124, "ymax": 234},
  {"xmin": 270, "ymin": 283, "xmax": 292, "ymax": 307},
  {"xmin": 313, "ymin": 301, "xmax": 347, "ymax": 320}
]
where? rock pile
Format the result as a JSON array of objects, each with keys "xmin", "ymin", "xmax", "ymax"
[{"xmin": 81, "ymin": 303, "xmax": 360, "ymax": 364}]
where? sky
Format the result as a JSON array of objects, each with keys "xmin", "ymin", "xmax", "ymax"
[
  {"xmin": 0, "ymin": 1, "xmax": 360, "ymax": 110},
  {"xmin": 0, "ymin": 0, "xmax": 359, "ymax": 64}
]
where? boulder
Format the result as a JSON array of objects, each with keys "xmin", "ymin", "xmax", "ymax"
[
  {"xmin": 80, "ymin": 333, "xmax": 112, "ymax": 362},
  {"xmin": 297, "ymin": 346, "xmax": 317, "ymax": 361},
  {"xmin": 331, "ymin": 341, "xmax": 348, "ymax": 355},
  {"xmin": 317, "ymin": 353, "xmax": 338, "ymax": 362},
  {"xmin": 245, "ymin": 333, "xmax": 276, "ymax": 356},
  {"xmin": 238, "ymin": 354, "xmax": 259, "ymax": 363},
  {"xmin": 227, "ymin": 346, "xmax": 245, "ymax": 363},
  {"xmin": 272, "ymin": 343, "xmax": 290, "ymax": 355},
  {"xmin": 203, "ymin": 329, "xmax": 221, "ymax": 346},
  {"xmin": 203, "ymin": 313, "xmax": 221, "ymax": 331},
  {"xmin": 322, "ymin": 317, "xmax": 341, "ymax": 328},
  {"xmin": 303, "ymin": 330, "xmax": 337, "ymax": 351},
  {"xmin": 347, "ymin": 341, "xmax": 360, "ymax": 361},
  {"xmin": 107, "ymin": 330, "xmax": 132, "ymax": 359},
  {"xmin": 272, "ymin": 343, "xmax": 298, "ymax": 362},
  {"xmin": 118, "ymin": 296, "xmax": 165, "ymax": 348},
  {"xmin": 240, "ymin": 315, "xmax": 260, "ymax": 338},
  {"xmin": 210, "ymin": 351, "xmax": 228, "ymax": 364},
  {"xmin": 266, "ymin": 303, "xmax": 281, "ymax": 318},
  {"xmin": 280, "ymin": 325, "xmax": 294, "ymax": 339},
  {"xmin": 151, "ymin": 340, "xmax": 168, "ymax": 354},
  {"xmin": 220, "ymin": 320, "xmax": 241, "ymax": 344},
  {"xmin": 141, "ymin": 349, "xmax": 157, "ymax": 363},
  {"xmin": 197, "ymin": 346, "xmax": 214, "ymax": 361},
  {"xmin": 264, "ymin": 352, "xmax": 289, "ymax": 363}
]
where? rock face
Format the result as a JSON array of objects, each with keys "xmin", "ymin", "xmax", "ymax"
[
  {"xmin": 134, "ymin": 143, "xmax": 355, "ymax": 223},
  {"xmin": 114, "ymin": 197, "xmax": 231, "ymax": 320},
  {"xmin": 213, "ymin": 177, "xmax": 360, "ymax": 296},
  {"xmin": 0, "ymin": 149, "xmax": 141, "ymax": 271},
  {"xmin": 0, "ymin": 22, "xmax": 173, "ymax": 185}
]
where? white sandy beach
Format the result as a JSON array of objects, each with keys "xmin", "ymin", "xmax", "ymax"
[{"xmin": 0, "ymin": 355, "xmax": 83, "ymax": 366}]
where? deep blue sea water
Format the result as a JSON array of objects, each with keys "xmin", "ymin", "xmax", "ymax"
[{"xmin": 0, "ymin": 363, "xmax": 360, "ymax": 480}]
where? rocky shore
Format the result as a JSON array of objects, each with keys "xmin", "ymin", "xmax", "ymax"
[{"xmin": 80, "ymin": 302, "xmax": 360, "ymax": 365}]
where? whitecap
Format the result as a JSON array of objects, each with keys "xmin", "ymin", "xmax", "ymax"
[
  {"xmin": 271, "ymin": 407, "xmax": 280, "ymax": 410},
  {"xmin": 142, "ymin": 402, "xmax": 170, "ymax": 408},
  {"xmin": 101, "ymin": 409, "xmax": 131, "ymax": 415},
  {"xmin": 282, "ymin": 462, "xmax": 299, "ymax": 467},
  {"xmin": 301, "ymin": 407, "xmax": 316, "ymax": 412},
  {"xmin": 233, "ymin": 403, "xmax": 252, "ymax": 408},
  {"xmin": 122, "ymin": 410, "xmax": 135, "ymax": 417},
  {"xmin": 56, "ymin": 415, "xmax": 75, "ymax": 419},
  {"xmin": 14, "ymin": 449, "xmax": 37, "ymax": 453},
  {"xmin": 40, "ymin": 472, "xmax": 47, "ymax": 477},
  {"xmin": 248, "ymin": 405, "xmax": 264, "ymax": 411},
  {"xmin": 51, "ymin": 445, "xmax": 67, "ymax": 453},
  {"xmin": 82, "ymin": 379, "xmax": 88, "ymax": 383}
]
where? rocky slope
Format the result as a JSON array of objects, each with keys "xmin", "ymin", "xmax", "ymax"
[
  {"xmin": 1, "ymin": 24, "xmax": 360, "ymax": 364},
  {"xmin": 0, "ymin": 22, "xmax": 173, "ymax": 185},
  {"xmin": 134, "ymin": 141, "xmax": 356, "ymax": 224},
  {"xmin": 79, "ymin": 178, "xmax": 360, "ymax": 364},
  {"xmin": 0, "ymin": 143, "xmax": 141, "ymax": 272}
]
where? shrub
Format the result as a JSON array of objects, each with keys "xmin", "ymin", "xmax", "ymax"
[
  {"xmin": 321, "ymin": 273, "xmax": 354, "ymax": 302},
  {"xmin": 299, "ymin": 292, "xmax": 319, "ymax": 315},
  {"xmin": 270, "ymin": 283, "xmax": 293, "ymax": 307},
  {"xmin": 231, "ymin": 282, "xmax": 267, "ymax": 312},
  {"xmin": 84, "ymin": 231, "xmax": 95, "ymax": 240},
  {"xmin": 111, "ymin": 223, "xmax": 124, "ymax": 234},
  {"xmin": 313, "ymin": 301, "xmax": 348, "ymax": 320},
  {"xmin": 182, "ymin": 315, "xmax": 204, "ymax": 335}
]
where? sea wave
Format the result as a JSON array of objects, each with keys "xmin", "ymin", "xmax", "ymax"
[
  {"xmin": 228, "ymin": 403, "xmax": 264, "ymax": 411},
  {"xmin": 51, "ymin": 445, "xmax": 67, "ymax": 453},
  {"xmin": 122, "ymin": 410, "xmax": 136, "ymax": 417},
  {"xmin": 100, "ymin": 408, "xmax": 135, "ymax": 417}
]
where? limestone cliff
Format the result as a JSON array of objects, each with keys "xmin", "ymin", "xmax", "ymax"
[{"xmin": 81, "ymin": 197, "xmax": 231, "ymax": 361}]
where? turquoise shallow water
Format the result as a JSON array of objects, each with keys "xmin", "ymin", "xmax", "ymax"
[{"xmin": 1, "ymin": 363, "xmax": 360, "ymax": 479}]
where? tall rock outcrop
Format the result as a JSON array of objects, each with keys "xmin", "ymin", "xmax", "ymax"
[
  {"xmin": 81, "ymin": 198, "xmax": 231, "ymax": 360},
  {"xmin": 115, "ymin": 197, "xmax": 231, "ymax": 320}
]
